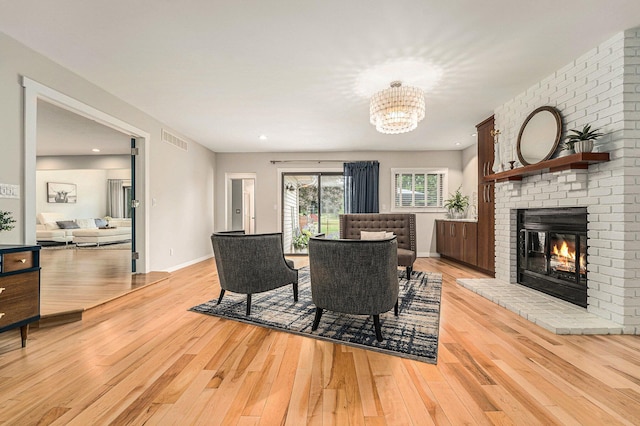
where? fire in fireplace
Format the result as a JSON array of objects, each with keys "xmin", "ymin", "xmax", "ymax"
[{"xmin": 517, "ymin": 208, "xmax": 587, "ymax": 307}]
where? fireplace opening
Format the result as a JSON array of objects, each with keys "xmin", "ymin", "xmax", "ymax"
[{"xmin": 517, "ymin": 208, "xmax": 587, "ymax": 307}]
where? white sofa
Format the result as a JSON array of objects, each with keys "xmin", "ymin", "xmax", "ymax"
[{"xmin": 37, "ymin": 213, "xmax": 132, "ymax": 246}]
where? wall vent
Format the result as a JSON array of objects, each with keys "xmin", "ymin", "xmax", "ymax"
[{"xmin": 162, "ymin": 129, "xmax": 188, "ymax": 151}]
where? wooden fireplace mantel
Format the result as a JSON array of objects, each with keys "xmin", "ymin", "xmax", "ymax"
[{"xmin": 485, "ymin": 152, "xmax": 610, "ymax": 182}]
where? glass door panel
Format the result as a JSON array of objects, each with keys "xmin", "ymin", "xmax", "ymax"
[
  {"xmin": 320, "ymin": 175, "xmax": 344, "ymax": 239},
  {"xmin": 282, "ymin": 173, "xmax": 343, "ymax": 254},
  {"xmin": 524, "ymin": 231, "xmax": 546, "ymax": 274}
]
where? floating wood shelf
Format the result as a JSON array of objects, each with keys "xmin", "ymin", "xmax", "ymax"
[{"xmin": 485, "ymin": 152, "xmax": 610, "ymax": 182}]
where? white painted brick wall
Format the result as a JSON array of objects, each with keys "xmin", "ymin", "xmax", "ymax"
[{"xmin": 493, "ymin": 28, "xmax": 640, "ymax": 332}]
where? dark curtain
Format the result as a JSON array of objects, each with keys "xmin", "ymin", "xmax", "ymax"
[{"xmin": 343, "ymin": 161, "xmax": 379, "ymax": 213}]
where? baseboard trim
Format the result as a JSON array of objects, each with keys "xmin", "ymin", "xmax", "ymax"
[
  {"xmin": 418, "ymin": 252, "xmax": 440, "ymax": 258},
  {"xmin": 164, "ymin": 253, "xmax": 214, "ymax": 272}
]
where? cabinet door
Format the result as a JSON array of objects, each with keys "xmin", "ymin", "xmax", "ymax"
[
  {"xmin": 462, "ymin": 222, "xmax": 478, "ymax": 266},
  {"xmin": 436, "ymin": 220, "xmax": 446, "ymax": 255},
  {"xmin": 449, "ymin": 222, "xmax": 463, "ymax": 261},
  {"xmin": 477, "ymin": 116, "xmax": 495, "ymax": 182},
  {"xmin": 477, "ymin": 182, "xmax": 495, "ymax": 274}
]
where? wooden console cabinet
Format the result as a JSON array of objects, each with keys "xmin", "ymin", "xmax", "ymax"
[
  {"xmin": 436, "ymin": 220, "xmax": 477, "ymax": 267},
  {"xmin": 0, "ymin": 245, "xmax": 41, "ymax": 347}
]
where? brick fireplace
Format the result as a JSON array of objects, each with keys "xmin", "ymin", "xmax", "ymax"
[{"xmin": 459, "ymin": 27, "xmax": 640, "ymax": 334}]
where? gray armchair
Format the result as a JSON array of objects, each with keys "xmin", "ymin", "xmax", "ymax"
[
  {"xmin": 308, "ymin": 236, "xmax": 399, "ymax": 342},
  {"xmin": 211, "ymin": 232, "xmax": 298, "ymax": 315}
]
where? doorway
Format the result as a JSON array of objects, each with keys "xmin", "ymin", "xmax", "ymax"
[
  {"xmin": 22, "ymin": 76, "xmax": 149, "ymax": 273},
  {"xmin": 282, "ymin": 172, "xmax": 344, "ymax": 254},
  {"xmin": 226, "ymin": 173, "xmax": 256, "ymax": 233}
]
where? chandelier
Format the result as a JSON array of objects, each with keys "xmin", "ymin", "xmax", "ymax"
[{"xmin": 370, "ymin": 81, "xmax": 425, "ymax": 134}]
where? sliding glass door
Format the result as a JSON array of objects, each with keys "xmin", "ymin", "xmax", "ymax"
[{"xmin": 282, "ymin": 172, "xmax": 344, "ymax": 254}]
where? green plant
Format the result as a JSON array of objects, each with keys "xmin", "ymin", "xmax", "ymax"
[
  {"xmin": 444, "ymin": 187, "xmax": 469, "ymax": 213},
  {"xmin": 293, "ymin": 229, "xmax": 312, "ymax": 249},
  {"xmin": 0, "ymin": 210, "xmax": 16, "ymax": 232},
  {"xmin": 565, "ymin": 124, "xmax": 604, "ymax": 149}
]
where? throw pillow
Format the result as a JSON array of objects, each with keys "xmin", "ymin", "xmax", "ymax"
[
  {"xmin": 361, "ymin": 231, "xmax": 387, "ymax": 240},
  {"xmin": 44, "ymin": 221, "xmax": 60, "ymax": 230},
  {"xmin": 94, "ymin": 218, "xmax": 108, "ymax": 228},
  {"xmin": 56, "ymin": 220, "xmax": 80, "ymax": 229},
  {"xmin": 76, "ymin": 218, "xmax": 98, "ymax": 229}
]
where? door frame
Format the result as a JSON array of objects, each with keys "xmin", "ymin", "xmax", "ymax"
[
  {"xmin": 22, "ymin": 77, "xmax": 151, "ymax": 273},
  {"xmin": 225, "ymin": 173, "xmax": 256, "ymax": 232}
]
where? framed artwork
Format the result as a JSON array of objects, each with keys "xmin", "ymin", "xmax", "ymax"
[{"xmin": 47, "ymin": 182, "xmax": 77, "ymax": 203}]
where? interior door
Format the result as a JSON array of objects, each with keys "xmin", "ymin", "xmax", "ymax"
[
  {"xmin": 227, "ymin": 175, "xmax": 256, "ymax": 233},
  {"xmin": 243, "ymin": 179, "xmax": 255, "ymax": 233},
  {"xmin": 130, "ymin": 138, "xmax": 137, "ymax": 273}
]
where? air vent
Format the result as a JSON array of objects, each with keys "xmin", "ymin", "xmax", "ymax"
[{"xmin": 162, "ymin": 129, "xmax": 188, "ymax": 151}]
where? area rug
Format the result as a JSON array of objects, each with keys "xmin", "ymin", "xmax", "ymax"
[{"xmin": 190, "ymin": 267, "xmax": 442, "ymax": 364}]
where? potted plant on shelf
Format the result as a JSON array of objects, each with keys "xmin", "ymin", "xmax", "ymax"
[
  {"xmin": 444, "ymin": 187, "xmax": 469, "ymax": 219},
  {"xmin": 0, "ymin": 210, "xmax": 16, "ymax": 233},
  {"xmin": 565, "ymin": 124, "xmax": 604, "ymax": 154}
]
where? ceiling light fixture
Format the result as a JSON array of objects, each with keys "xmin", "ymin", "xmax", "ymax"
[
  {"xmin": 259, "ymin": 134, "xmax": 268, "ymax": 140},
  {"xmin": 92, "ymin": 148, "xmax": 100, "ymax": 152},
  {"xmin": 370, "ymin": 81, "xmax": 425, "ymax": 134}
]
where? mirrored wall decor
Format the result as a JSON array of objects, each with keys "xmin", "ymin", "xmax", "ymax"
[{"xmin": 516, "ymin": 106, "xmax": 562, "ymax": 166}]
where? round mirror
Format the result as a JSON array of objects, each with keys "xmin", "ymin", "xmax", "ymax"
[{"xmin": 516, "ymin": 106, "xmax": 562, "ymax": 166}]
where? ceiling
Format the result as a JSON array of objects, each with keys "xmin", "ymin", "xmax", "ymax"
[
  {"xmin": 36, "ymin": 100, "xmax": 131, "ymax": 156},
  {"xmin": 3, "ymin": 1, "xmax": 640, "ymax": 153}
]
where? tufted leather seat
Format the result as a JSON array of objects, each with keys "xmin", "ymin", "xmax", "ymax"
[{"xmin": 339, "ymin": 213, "xmax": 416, "ymax": 278}]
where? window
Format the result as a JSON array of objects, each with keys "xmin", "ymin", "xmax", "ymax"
[{"xmin": 391, "ymin": 169, "xmax": 446, "ymax": 210}]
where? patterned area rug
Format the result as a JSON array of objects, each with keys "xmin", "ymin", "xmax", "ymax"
[{"xmin": 190, "ymin": 267, "xmax": 442, "ymax": 364}]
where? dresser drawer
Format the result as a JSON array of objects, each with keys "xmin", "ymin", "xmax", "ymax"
[
  {"xmin": 0, "ymin": 271, "xmax": 40, "ymax": 328},
  {"xmin": 2, "ymin": 251, "xmax": 34, "ymax": 273}
]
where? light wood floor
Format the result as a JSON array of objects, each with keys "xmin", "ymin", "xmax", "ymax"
[
  {"xmin": 39, "ymin": 248, "xmax": 169, "ymax": 316},
  {"xmin": 1, "ymin": 257, "xmax": 639, "ymax": 425}
]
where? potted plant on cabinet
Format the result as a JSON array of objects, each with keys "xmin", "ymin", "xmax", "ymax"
[
  {"xmin": 0, "ymin": 210, "xmax": 16, "ymax": 233},
  {"xmin": 444, "ymin": 187, "xmax": 469, "ymax": 219},
  {"xmin": 565, "ymin": 124, "xmax": 604, "ymax": 153}
]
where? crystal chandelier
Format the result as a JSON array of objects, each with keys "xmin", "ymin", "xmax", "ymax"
[{"xmin": 370, "ymin": 81, "xmax": 425, "ymax": 134}]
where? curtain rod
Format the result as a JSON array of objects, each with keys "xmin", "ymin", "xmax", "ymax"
[
  {"xmin": 270, "ymin": 159, "xmax": 345, "ymax": 164},
  {"xmin": 269, "ymin": 159, "xmax": 374, "ymax": 164}
]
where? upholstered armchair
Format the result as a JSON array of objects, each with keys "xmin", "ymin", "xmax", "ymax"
[
  {"xmin": 211, "ymin": 232, "xmax": 298, "ymax": 315},
  {"xmin": 339, "ymin": 213, "xmax": 416, "ymax": 278},
  {"xmin": 308, "ymin": 236, "xmax": 399, "ymax": 342}
]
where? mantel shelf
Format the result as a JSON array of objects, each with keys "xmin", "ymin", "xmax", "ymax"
[{"xmin": 485, "ymin": 152, "xmax": 610, "ymax": 182}]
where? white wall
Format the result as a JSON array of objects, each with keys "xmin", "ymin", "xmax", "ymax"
[
  {"xmin": 36, "ymin": 169, "xmax": 108, "ymax": 220},
  {"xmin": 0, "ymin": 32, "xmax": 216, "ymax": 272},
  {"xmin": 461, "ymin": 144, "xmax": 479, "ymax": 218},
  {"xmin": 215, "ymin": 150, "xmax": 467, "ymax": 257}
]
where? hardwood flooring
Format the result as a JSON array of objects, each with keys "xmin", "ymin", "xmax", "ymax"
[
  {"xmin": 0, "ymin": 256, "xmax": 639, "ymax": 425},
  {"xmin": 39, "ymin": 248, "xmax": 169, "ymax": 317}
]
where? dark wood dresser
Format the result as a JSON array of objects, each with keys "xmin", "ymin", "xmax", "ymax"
[{"xmin": 0, "ymin": 244, "xmax": 41, "ymax": 347}]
